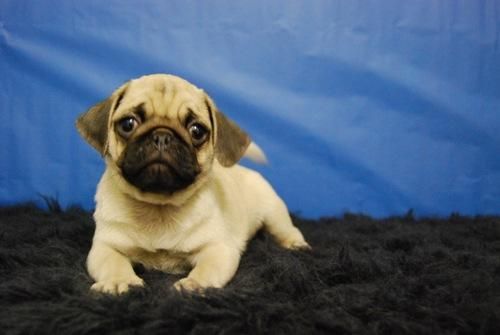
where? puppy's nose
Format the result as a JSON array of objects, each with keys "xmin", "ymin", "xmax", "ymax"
[{"xmin": 152, "ymin": 129, "xmax": 173, "ymax": 150}]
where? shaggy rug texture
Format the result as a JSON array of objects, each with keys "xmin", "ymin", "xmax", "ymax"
[{"xmin": 0, "ymin": 203, "xmax": 499, "ymax": 334}]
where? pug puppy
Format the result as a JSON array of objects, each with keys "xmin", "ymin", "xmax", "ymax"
[{"xmin": 76, "ymin": 74, "xmax": 310, "ymax": 294}]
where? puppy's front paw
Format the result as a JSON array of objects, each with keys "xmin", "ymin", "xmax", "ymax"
[
  {"xmin": 91, "ymin": 276, "xmax": 144, "ymax": 295},
  {"xmin": 281, "ymin": 238, "xmax": 312, "ymax": 251},
  {"xmin": 174, "ymin": 277, "xmax": 203, "ymax": 293}
]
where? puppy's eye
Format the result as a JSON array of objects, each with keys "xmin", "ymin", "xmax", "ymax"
[
  {"xmin": 117, "ymin": 117, "xmax": 139, "ymax": 138},
  {"xmin": 189, "ymin": 123, "xmax": 208, "ymax": 145}
]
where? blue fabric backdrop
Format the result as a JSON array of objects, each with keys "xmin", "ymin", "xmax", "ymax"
[{"xmin": 1, "ymin": 0, "xmax": 499, "ymax": 218}]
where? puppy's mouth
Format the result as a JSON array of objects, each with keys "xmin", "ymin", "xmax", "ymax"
[
  {"xmin": 137, "ymin": 160, "xmax": 175, "ymax": 180},
  {"xmin": 122, "ymin": 153, "xmax": 201, "ymax": 194},
  {"xmin": 135, "ymin": 156, "xmax": 176, "ymax": 176}
]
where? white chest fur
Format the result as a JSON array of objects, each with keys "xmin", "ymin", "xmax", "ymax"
[{"xmin": 95, "ymin": 188, "xmax": 221, "ymax": 250}]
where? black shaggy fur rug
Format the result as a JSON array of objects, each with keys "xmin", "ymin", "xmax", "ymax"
[{"xmin": 0, "ymin": 203, "xmax": 499, "ymax": 334}]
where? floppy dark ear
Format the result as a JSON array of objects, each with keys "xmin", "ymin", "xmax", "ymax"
[
  {"xmin": 205, "ymin": 96, "xmax": 250, "ymax": 167},
  {"xmin": 76, "ymin": 99, "xmax": 113, "ymax": 155},
  {"xmin": 76, "ymin": 83, "xmax": 128, "ymax": 155}
]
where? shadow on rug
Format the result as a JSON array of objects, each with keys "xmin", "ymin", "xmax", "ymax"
[{"xmin": 0, "ymin": 203, "xmax": 499, "ymax": 334}]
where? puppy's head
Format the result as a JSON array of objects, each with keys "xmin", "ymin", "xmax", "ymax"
[{"xmin": 76, "ymin": 74, "xmax": 250, "ymax": 202}]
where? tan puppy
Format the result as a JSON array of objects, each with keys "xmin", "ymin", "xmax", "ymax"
[{"xmin": 76, "ymin": 74, "xmax": 310, "ymax": 294}]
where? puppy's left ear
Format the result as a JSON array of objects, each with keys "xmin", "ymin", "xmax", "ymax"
[
  {"xmin": 205, "ymin": 95, "xmax": 250, "ymax": 167},
  {"xmin": 76, "ymin": 82, "xmax": 129, "ymax": 155}
]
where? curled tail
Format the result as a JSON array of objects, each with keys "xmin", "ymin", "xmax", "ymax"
[{"xmin": 244, "ymin": 142, "xmax": 268, "ymax": 164}]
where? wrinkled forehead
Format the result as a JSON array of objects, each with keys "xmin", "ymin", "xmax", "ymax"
[{"xmin": 113, "ymin": 75, "xmax": 208, "ymax": 122}]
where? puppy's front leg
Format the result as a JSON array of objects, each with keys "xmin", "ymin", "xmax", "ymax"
[
  {"xmin": 174, "ymin": 243, "xmax": 240, "ymax": 292},
  {"xmin": 87, "ymin": 241, "xmax": 144, "ymax": 295}
]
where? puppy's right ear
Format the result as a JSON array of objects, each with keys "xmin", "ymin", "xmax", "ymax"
[
  {"xmin": 76, "ymin": 83, "xmax": 129, "ymax": 155},
  {"xmin": 204, "ymin": 95, "xmax": 251, "ymax": 167}
]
